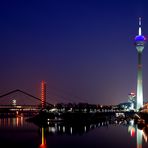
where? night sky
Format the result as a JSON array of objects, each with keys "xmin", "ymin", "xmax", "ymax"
[{"xmin": 1, "ymin": 0, "xmax": 148, "ymax": 105}]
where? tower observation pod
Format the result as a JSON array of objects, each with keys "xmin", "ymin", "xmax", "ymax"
[{"xmin": 135, "ymin": 17, "xmax": 146, "ymax": 110}]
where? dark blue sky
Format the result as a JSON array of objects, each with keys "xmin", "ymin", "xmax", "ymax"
[{"xmin": 1, "ymin": 0, "xmax": 148, "ymax": 105}]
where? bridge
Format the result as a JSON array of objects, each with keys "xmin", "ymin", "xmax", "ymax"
[
  {"xmin": 0, "ymin": 88, "xmax": 138, "ymax": 118},
  {"xmin": 0, "ymin": 79, "xmax": 142, "ymax": 119},
  {"xmin": 0, "ymin": 89, "xmax": 53, "ymax": 117}
]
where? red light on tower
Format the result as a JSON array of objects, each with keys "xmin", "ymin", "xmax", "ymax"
[{"xmin": 41, "ymin": 80, "xmax": 46, "ymax": 109}]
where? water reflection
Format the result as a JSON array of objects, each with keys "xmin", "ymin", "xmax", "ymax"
[
  {"xmin": 1, "ymin": 116, "xmax": 148, "ymax": 148},
  {"xmin": 128, "ymin": 119, "xmax": 148, "ymax": 148},
  {"xmin": 137, "ymin": 124, "xmax": 148, "ymax": 147},
  {"xmin": 37, "ymin": 119, "xmax": 129, "ymax": 137},
  {"xmin": 143, "ymin": 126, "xmax": 148, "ymax": 142},
  {"xmin": 39, "ymin": 127, "xmax": 47, "ymax": 148},
  {"xmin": 37, "ymin": 118, "xmax": 148, "ymax": 148},
  {"xmin": 0, "ymin": 116, "xmax": 35, "ymax": 128},
  {"xmin": 37, "ymin": 120, "xmax": 111, "ymax": 147},
  {"xmin": 128, "ymin": 120, "xmax": 136, "ymax": 137},
  {"xmin": 0, "ymin": 117, "xmax": 24, "ymax": 127},
  {"xmin": 137, "ymin": 128, "xmax": 142, "ymax": 148}
]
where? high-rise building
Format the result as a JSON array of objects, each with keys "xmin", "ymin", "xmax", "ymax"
[{"xmin": 135, "ymin": 17, "xmax": 146, "ymax": 110}]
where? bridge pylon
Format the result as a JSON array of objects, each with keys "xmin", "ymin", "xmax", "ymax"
[{"xmin": 41, "ymin": 80, "xmax": 46, "ymax": 109}]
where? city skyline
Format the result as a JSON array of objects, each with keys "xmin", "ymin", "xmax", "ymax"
[{"xmin": 1, "ymin": 0, "xmax": 148, "ymax": 105}]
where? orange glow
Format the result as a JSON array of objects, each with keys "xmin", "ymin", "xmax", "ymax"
[
  {"xmin": 39, "ymin": 144, "xmax": 47, "ymax": 148},
  {"xmin": 16, "ymin": 111, "xmax": 19, "ymax": 115},
  {"xmin": 41, "ymin": 80, "xmax": 46, "ymax": 109},
  {"xmin": 21, "ymin": 116, "xmax": 23, "ymax": 126},
  {"xmin": 143, "ymin": 130, "xmax": 148, "ymax": 142},
  {"xmin": 39, "ymin": 128, "xmax": 47, "ymax": 148},
  {"xmin": 16, "ymin": 117, "xmax": 19, "ymax": 127},
  {"xmin": 137, "ymin": 144, "xmax": 142, "ymax": 148}
]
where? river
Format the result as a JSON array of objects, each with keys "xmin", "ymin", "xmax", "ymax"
[{"xmin": 0, "ymin": 116, "xmax": 148, "ymax": 148}]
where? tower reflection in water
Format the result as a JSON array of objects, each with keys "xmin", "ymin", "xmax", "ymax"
[
  {"xmin": 128, "ymin": 120, "xmax": 148, "ymax": 148},
  {"xmin": 39, "ymin": 119, "xmax": 148, "ymax": 148},
  {"xmin": 137, "ymin": 128, "xmax": 142, "ymax": 148},
  {"xmin": 38, "ymin": 120, "xmax": 110, "ymax": 148},
  {"xmin": 39, "ymin": 127, "xmax": 47, "ymax": 148}
]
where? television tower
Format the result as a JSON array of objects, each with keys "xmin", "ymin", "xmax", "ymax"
[{"xmin": 135, "ymin": 17, "xmax": 146, "ymax": 110}]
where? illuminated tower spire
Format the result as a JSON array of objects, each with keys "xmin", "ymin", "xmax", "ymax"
[
  {"xmin": 135, "ymin": 17, "xmax": 146, "ymax": 110},
  {"xmin": 138, "ymin": 17, "xmax": 142, "ymax": 35}
]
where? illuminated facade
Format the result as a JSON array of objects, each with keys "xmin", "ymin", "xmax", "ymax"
[
  {"xmin": 135, "ymin": 17, "xmax": 146, "ymax": 110},
  {"xmin": 41, "ymin": 80, "xmax": 46, "ymax": 109},
  {"xmin": 128, "ymin": 92, "xmax": 136, "ymax": 109}
]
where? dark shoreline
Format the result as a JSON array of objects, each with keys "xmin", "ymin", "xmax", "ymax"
[{"xmin": 26, "ymin": 111, "xmax": 136, "ymax": 128}]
